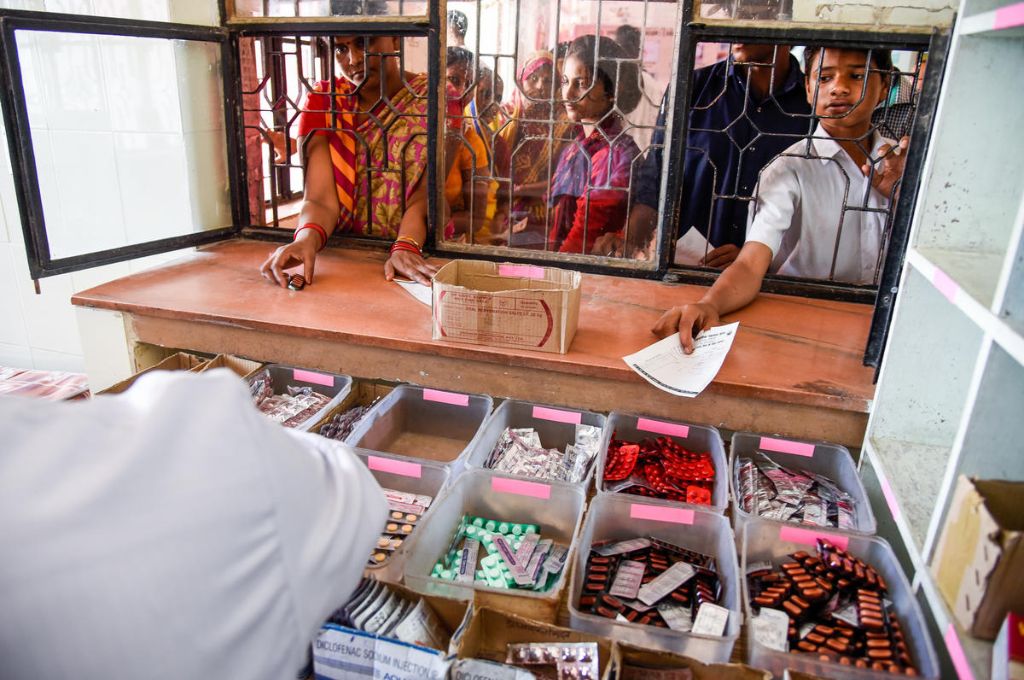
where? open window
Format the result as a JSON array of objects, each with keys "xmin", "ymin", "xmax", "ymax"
[{"xmin": 0, "ymin": 1, "xmax": 948, "ymax": 368}]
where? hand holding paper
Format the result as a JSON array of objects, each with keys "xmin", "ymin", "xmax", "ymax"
[{"xmin": 623, "ymin": 323, "xmax": 739, "ymax": 398}]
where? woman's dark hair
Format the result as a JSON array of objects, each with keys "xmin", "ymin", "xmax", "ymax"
[
  {"xmin": 447, "ymin": 46, "xmax": 474, "ymax": 72},
  {"xmin": 330, "ymin": 0, "xmax": 388, "ymax": 15},
  {"xmin": 447, "ymin": 9, "xmax": 469, "ymax": 39},
  {"xmin": 802, "ymin": 45, "xmax": 893, "ymax": 77},
  {"xmin": 564, "ymin": 34, "xmax": 641, "ymax": 115}
]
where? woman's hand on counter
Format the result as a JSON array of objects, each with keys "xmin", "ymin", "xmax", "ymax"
[
  {"xmin": 260, "ymin": 236, "xmax": 319, "ymax": 288},
  {"xmin": 385, "ymin": 249, "xmax": 438, "ymax": 286},
  {"xmin": 653, "ymin": 302, "xmax": 720, "ymax": 354}
]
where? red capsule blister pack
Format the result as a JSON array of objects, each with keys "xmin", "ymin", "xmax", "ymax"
[{"xmin": 604, "ymin": 435, "xmax": 715, "ymax": 505}]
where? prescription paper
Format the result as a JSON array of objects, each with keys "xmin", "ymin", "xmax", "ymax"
[
  {"xmin": 622, "ymin": 323, "xmax": 739, "ymax": 398},
  {"xmin": 395, "ymin": 279, "xmax": 433, "ymax": 307}
]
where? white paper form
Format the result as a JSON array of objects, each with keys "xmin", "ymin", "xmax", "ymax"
[
  {"xmin": 673, "ymin": 227, "xmax": 712, "ymax": 266},
  {"xmin": 394, "ymin": 279, "xmax": 432, "ymax": 307},
  {"xmin": 622, "ymin": 322, "xmax": 739, "ymax": 398}
]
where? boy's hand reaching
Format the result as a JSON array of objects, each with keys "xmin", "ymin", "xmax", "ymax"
[{"xmin": 863, "ymin": 136, "xmax": 909, "ymax": 199}]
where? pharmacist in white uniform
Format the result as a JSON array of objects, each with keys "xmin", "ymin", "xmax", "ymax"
[
  {"xmin": 0, "ymin": 370, "xmax": 387, "ymax": 680},
  {"xmin": 654, "ymin": 46, "xmax": 910, "ymax": 352}
]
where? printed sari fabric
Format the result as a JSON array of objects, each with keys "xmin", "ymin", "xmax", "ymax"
[
  {"xmin": 297, "ymin": 73, "xmax": 429, "ymax": 239},
  {"xmin": 548, "ymin": 116, "xmax": 640, "ymax": 254},
  {"xmin": 499, "ymin": 51, "xmax": 568, "ymax": 248}
]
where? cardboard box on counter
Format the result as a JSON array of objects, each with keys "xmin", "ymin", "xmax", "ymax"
[
  {"xmin": 932, "ymin": 476, "xmax": 1024, "ymax": 639},
  {"xmin": 611, "ymin": 642, "xmax": 771, "ymax": 680},
  {"xmin": 97, "ymin": 352, "xmax": 209, "ymax": 395},
  {"xmin": 432, "ymin": 260, "xmax": 581, "ymax": 354}
]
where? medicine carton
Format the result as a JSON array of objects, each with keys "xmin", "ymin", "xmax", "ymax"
[{"xmin": 431, "ymin": 260, "xmax": 581, "ymax": 354}]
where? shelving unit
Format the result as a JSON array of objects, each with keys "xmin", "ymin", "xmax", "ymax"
[{"xmin": 859, "ymin": 1, "xmax": 1024, "ymax": 679}]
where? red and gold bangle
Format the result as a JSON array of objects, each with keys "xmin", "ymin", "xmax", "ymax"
[
  {"xmin": 389, "ymin": 240, "xmax": 422, "ymax": 257},
  {"xmin": 294, "ymin": 223, "xmax": 328, "ymax": 252},
  {"xmin": 395, "ymin": 235, "xmax": 421, "ymax": 250}
]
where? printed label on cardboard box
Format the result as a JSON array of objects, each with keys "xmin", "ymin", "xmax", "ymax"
[{"xmin": 313, "ymin": 626, "xmax": 449, "ymax": 680}]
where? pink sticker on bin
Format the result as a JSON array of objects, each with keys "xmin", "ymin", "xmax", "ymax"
[
  {"xmin": 423, "ymin": 388, "xmax": 469, "ymax": 406},
  {"xmin": 636, "ymin": 417, "xmax": 689, "ymax": 439},
  {"xmin": 759, "ymin": 436, "xmax": 815, "ymax": 457},
  {"xmin": 498, "ymin": 264, "xmax": 545, "ymax": 279},
  {"xmin": 492, "ymin": 476, "xmax": 551, "ymax": 500},
  {"xmin": 368, "ymin": 456, "xmax": 422, "ymax": 478},
  {"xmin": 293, "ymin": 369, "xmax": 334, "ymax": 387},
  {"xmin": 933, "ymin": 268, "xmax": 959, "ymax": 304},
  {"xmin": 945, "ymin": 623, "xmax": 975, "ymax": 680},
  {"xmin": 779, "ymin": 526, "xmax": 849, "ymax": 551},
  {"xmin": 995, "ymin": 3, "xmax": 1024, "ymax": 30},
  {"xmin": 532, "ymin": 406, "xmax": 582, "ymax": 424},
  {"xmin": 630, "ymin": 503, "xmax": 694, "ymax": 525},
  {"xmin": 880, "ymin": 476, "xmax": 902, "ymax": 522}
]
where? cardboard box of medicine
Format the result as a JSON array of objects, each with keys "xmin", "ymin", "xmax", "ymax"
[
  {"xmin": 199, "ymin": 354, "xmax": 264, "ymax": 380},
  {"xmin": 431, "ymin": 260, "xmax": 581, "ymax": 354},
  {"xmin": 932, "ymin": 476, "xmax": 1024, "ymax": 640},
  {"xmin": 312, "ymin": 582, "xmax": 469, "ymax": 680},
  {"xmin": 453, "ymin": 607, "xmax": 613, "ymax": 678},
  {"xmin": 97, "ymin": 351, "xmax": 209, "ymax": 395},
  {"xmin": 993, "ymin": 612, "xmax": 1024, "ymax": 680}
]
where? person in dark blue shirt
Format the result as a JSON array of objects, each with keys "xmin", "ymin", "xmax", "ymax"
[{"xmin": 620, "ymin": 44, "xmax": 812, "ymax": 267}]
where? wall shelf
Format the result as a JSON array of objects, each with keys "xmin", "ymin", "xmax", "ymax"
[{"xmin": 860, "ymin": 1, "xmax": 1024, "ymax": 678}]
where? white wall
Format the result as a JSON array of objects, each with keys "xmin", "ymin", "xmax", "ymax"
[{"xmin": 0, "ymin": 0, "xmax": 219, "ymax": 374}]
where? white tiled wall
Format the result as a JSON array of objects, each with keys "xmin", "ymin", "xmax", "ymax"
[{"xmin": 0, "ymin": 0, "xmax": 220, "ymax": 379}]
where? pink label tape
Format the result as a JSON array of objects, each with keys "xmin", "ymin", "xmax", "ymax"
[
  {"xmin": 498, "ymin": 264, "xmax": 545, "ymax": 279},
  {"xmin": 945, "ymin": 623, "xmax": 975, "ymax": 680},
  {"xmin": 532, "ymin": 405, "xmax": 582, "ymax": 425},
  {"xmin": 368, "ymin": 456, "xmax": 422, "ymax": 479},
  {"xmin": 293, "ymin": 369, "xmax": 334, "ymax": 387},
  {"xmin": 880, "ymin": 476, "xmax": 901, "ymax": 523},
  {"xmin": 491, "ymin": 476, "xmax": 551, "ymax": 500},
  {"xmin": 759, "ymin": 436, "xmax": 815, "ymax": 457},
  {"xmin": 779, "ymin": 526, "xmax": 849, "ymax": 551},
  {"xmin": 636, "ymin": 417, "xmax": 690, "ymax": 439},
  {"xmin": 422, "ymin": 388, "xmax": 469, "ymax": 407},
  {"xmin": 932, "ymin": 268, "xmax": 959, "ymax": 305},
  {"xmin": 995, "ymin": 3, "xmax": 1024, "ymax": 30},
  {"xmin": 630, "ymin": 503, "xmax": 694, "ymax": 525}
]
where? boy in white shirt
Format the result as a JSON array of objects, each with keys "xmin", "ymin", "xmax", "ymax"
[{"xmin": 654, "ymin": 47, "xmax": 910, "ymax": 352}]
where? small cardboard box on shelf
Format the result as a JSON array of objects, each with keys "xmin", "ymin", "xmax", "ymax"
[
  {"xmin": 432, "ymin": 260, "xmax": 581, "ymax": 354},
  {"xmin": 932, "ymin": 476, "xmax": 1024, "ymax": 640}
]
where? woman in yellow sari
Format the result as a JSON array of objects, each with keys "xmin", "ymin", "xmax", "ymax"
[{"xmin": 498, "ymin": 50, "xmax": 568, "ymax": 249}]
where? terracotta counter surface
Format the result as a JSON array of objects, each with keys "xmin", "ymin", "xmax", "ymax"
[{"xmin": 72, "ymin": 240, "xmax": 877, "ymax": 445}]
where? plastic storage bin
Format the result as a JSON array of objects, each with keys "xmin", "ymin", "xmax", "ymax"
[
  {"xmin": 740, "ymin": 519, "xmax": 939, "ymax": 679},
  {"xmin": 247, "ymin": 364, "xmax": 352, "ymax": 432},
  {"xmin": 567, "ymin": 493, "xmax": 741, "ymax": 663},
  {"xmin": 730, "ymin": 432, "xmax": 877, "ymax": 535},
  {"xmin": 354, "ymin": 448, "xmax": 449, "ymax": 584},
  {"xmin": 595, "ymin": 412, "xmax": 728, "ymax": 514},
  {"xmin": 463, "ymin": 399, "xmax": 608, "ymax": 488},
  {"xmin": 402, "ymin": 469, "xmax": 587, "ymax": 624},
  {"xmin": 345, "ymin": 385, "xmax": 492, "ymax": 474}
]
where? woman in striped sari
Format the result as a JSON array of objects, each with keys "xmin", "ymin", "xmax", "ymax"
[{"xmin": 260, "ymin": 33, "xmax": 437, "ymax": 287}]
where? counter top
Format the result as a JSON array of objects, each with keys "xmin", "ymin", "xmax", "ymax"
[{"xmin": 71, "ymin": 239, "xmax": 876, "ymax": 415}]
